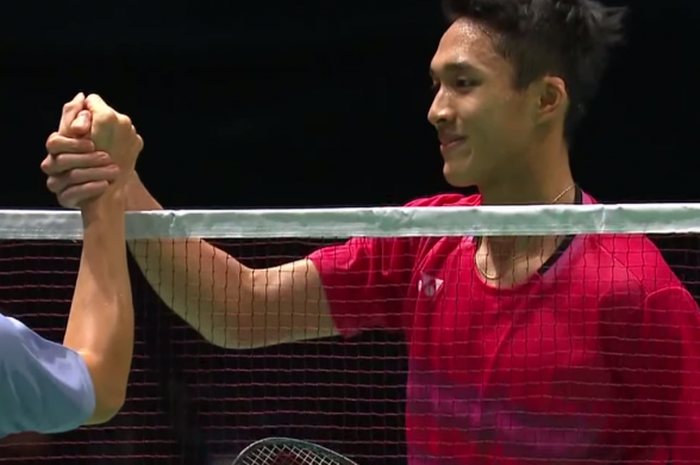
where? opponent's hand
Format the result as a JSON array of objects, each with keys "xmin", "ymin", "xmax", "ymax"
[
  {"xmin": 42, "ymin": 93, "xmax": 143, "ymax": 208},
  {"xmin": 83, "ymin": 94, "xmax": 143, "ymax": 174}
]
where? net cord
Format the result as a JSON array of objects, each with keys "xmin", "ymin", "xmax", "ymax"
[{"xmin": 1, "ymin": 203, "xmax": 700, "ymax": 239}]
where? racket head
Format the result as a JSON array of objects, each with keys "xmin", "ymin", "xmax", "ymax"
[{"xmin": 232, "ymin": 437, "xmax": 358, "ymax": 465}]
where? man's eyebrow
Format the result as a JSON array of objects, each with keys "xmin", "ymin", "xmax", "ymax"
[{"xmin": 430, "ymin": 61, "xmax": 479, "ymax": 76}]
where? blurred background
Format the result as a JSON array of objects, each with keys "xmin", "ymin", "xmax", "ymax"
[{"xmin": 0, "ymin": 1, "xmax": 698, "ymax": 463}]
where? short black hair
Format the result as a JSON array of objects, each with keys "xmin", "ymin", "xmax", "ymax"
[{"xmin": 442, "ymin": 0, "xmax": 628, "ymax": 141}]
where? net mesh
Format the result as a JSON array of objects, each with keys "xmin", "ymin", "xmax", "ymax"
[{"xmin": 0, "ymin": 204, "xmax": 699, "ymax": 464}]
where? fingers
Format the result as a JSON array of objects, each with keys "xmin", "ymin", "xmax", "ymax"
[
  {"xmin": 41, "ymin": 151, "xmax": 113, "ymax": 175},
  {"xmin": 41, "ymin": 150, "xmax": 120, "ymax": 209},
  {"xmin": 46, "ymin": 164, "xmax": 121, "ymax": 195},
  {"xmin": 58, "ymin": 93, "xmax": 86, "ymax": 136},
  {"xmin": 71, "ymin": 110, "xmax": 92, "ymax": 137},
  {"xmin": 47, "ymin": 93, "xmax": 135, "ymax": 209},
  {"xmin": 46, "ymin": 133, "xmax": 95, "ymax": 156},
  {"xmin": 57, "ymin": 181, "xmax": 112, "ymax": 209}
]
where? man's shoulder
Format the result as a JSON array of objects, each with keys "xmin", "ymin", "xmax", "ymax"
[
  {"xmin": 0, "ymin": 313, "xmax": 29, "ymax": 350},
  {"xmin": 0, "ymin": 312, "xmax": 95, "ymax": 435},
  {"xmin": 327, "ymin": 193, "xmax": 478, "ymax": 260},
  {"xmin": 403, "ymin": 192, "xmax": 481, "ymax": 208},
  {"xmin": 389, "ymin": 194, "xmax": 479, "ymax": 261},
  {"xmin": 583, "ymin": 233, "xmax": 683, "ymax": 295},
  {"xmin": 0, "ymin": 313, "xmax": 64, "ymax": 374}
]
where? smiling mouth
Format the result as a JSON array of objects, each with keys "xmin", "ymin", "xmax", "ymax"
[{"xmin": 440, "ymin": 138, "xmax": 466, "ymax": 154}]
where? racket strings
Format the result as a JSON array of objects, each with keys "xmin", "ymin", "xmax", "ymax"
[{"xmin": 239, "ymin": 443, "xmax": 342, "ymax": 465}]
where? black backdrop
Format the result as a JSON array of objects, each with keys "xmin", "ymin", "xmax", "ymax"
[{"xmin": 0, "ymin": 1, "xmax": 698, "ymax": 464}]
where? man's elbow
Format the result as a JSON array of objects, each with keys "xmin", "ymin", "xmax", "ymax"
[
  {"xmin": 79, "ymin": 351, "xmax": 128, "ymax": 425},
  {"xmin": 207, "ymin": 327, "xmax": 281, "ymax": 350},
  {"xmin": 207, "ymin": 331, "xmax": 265, "ymax": 350},
  {"xmin": 86, "ymin": 389, "xmax": 126, "ymax": 425}
]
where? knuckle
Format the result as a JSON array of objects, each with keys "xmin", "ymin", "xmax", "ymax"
[
  {"xmin": 95, "ymin": 151, "xmax": 112, "ymax": 164},
  {"xmin": 117, "ymin": 113, "xmax": 132, "ymax": 127},
  {"xmin": 94, "ymin": 110, "xmax": 118, "ymax": 126},
  {"xmin": 71, "ymin": 168, "xmax": 91, "ymax": 184},
  {"xmin": 45, "ymin": 132, "xmax": 60, "ymax": 150},
  {"xmin": 61, "ymin": 169, "xmax": 77, "ymax": 183},
  {"xmin": 46, "ymin": 176, "xmax": 62, "ymax": 193},
  {"xmin": 106, "ymin": 164, "xmax": 122, "ymax": 178},
  {"xmin": 86, "ymin": 93, "xmax": 101, "ymax": 104},
  {"xmin": 51, "ymin": 153, "xmax": 70, "ymax": 170},
  {"xmin": 104, "ymin": 111, "xmax": 119, "ymax": 123},
  {"xmin": 57, "ymin": 193, "xmax": 75, "ymax": 209},
  {"xmin": 40, "ymin": 155, "xmax": 52, "ymax": 172}
]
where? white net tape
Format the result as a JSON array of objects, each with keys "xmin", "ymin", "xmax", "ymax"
[{"xmin": 2, "ymin": 203, "xmax": 700, "ymax": 239}]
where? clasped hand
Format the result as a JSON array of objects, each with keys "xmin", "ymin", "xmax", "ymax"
[{"xmin": 41, "ymin": 93, "xmax": 144, "ymax": 208}]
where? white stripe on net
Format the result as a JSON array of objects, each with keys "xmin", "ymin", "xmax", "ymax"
[{"xmin": 1, "ymin": 203, "xmax": 700, "ymax": 239}]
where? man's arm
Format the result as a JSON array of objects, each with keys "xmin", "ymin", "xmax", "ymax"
[
  {"xmin": 63, "ymin": 191, "xmax": 134, "ymax": 424},
  {"xmin": 43, "ymin": 94, "xmax": 339, "ymax": 351},
  {"xmin": 44, "ymin": 94, "xmax": 418, "ymax": 351},
  {"xmin": 0, "ymin": 189, "xmax": 132, "ymax": 436},
  {"xmin": 122, "ymin": 173, "xmax": 338, "ymax": 349}
]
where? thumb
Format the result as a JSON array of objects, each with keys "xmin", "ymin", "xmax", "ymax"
[
  {"xmin": 70, "ymin": 110, "xmax": 92, "ymax": 138},
  {"xmin": 58, "ymin": 92, "xmax": 86, "ymax": 136},
  {"xmin": 85, "ymin": 94, "xmax": 109, "ymax": 113}
]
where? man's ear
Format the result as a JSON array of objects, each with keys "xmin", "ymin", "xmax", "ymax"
[{"xmin": 536, "ymin": 75, "xmax": 568, "ymax": 123}]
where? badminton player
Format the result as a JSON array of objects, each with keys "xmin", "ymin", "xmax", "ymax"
[
  {"xmin": 42, "ymin": 0, "xmax": 700, "ymax": 463},
  {"xmin": 1, "ymin": 93, "xmax": 138, "ymax": 439}
]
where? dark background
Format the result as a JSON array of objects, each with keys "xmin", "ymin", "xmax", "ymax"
[{"xmin": 0, "ymin": 1, "xmax": 698, "ymax": 464}]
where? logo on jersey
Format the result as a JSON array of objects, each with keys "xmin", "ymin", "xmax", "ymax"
[{"xmin": 418, "ymin": 273, "xmax": 443, "ymax": 297}]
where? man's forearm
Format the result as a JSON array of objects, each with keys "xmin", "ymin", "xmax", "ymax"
[
  {"xmin": 123, "ymin": 174, "xmax": 253, "ymax": 348},
  {"xmin": 63, "ymin": 192, "xmax": 133, "ymax": 423}
]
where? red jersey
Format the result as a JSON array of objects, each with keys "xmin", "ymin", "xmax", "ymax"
[{"xmin": 308, "ymin": 189, "xmax": 700, "ymax": 464}]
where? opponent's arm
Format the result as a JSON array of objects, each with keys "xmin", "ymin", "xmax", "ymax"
[
  {"xmin": 45, "ymin": 94, "xmax": 136, "ymax": 424},
  {"xmin": 122, "ymin": 173, "xmax": 338, "ymax": 349},
  {"xmin": 63, "ymin": 189, "xmax": 133, "ymax": 425},
  {"xmin": 0, "ymin": 170, "xmax": 131, "ymax": 437}
]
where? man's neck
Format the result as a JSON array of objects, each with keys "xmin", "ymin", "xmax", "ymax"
[
  {"xmin": 476, "ymin": 138, "xmax": 575, "ymax": 260},
  {"xmin": 479, "ymin": 138, "xmax": 575, "ymax": 205}
]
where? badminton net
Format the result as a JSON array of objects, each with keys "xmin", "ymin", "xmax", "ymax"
[{"xmin": 0, "ymin": 203, "xmax": 698, "ymax": 464}]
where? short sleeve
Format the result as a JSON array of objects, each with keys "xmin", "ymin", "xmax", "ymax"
[
  {"xmin": 0, "ymin": 313, "xmax": 96, "ymax": 437},
  {"xmin": 603, "ymin": 286, "xmax": 700, "ymax": 460},
  {"xmin": 640, "ymin": 287, "xmax": 700, "ymax": 461},
  {"xmin": 307, "ymin": 194, "xmax": 476, "ymax": 339},
  {"xmin": 308, "ymin": 236, "xmax": 416, "ymax": 338}
]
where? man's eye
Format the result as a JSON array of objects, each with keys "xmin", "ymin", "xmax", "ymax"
[{"xmin": 455, "ymin": 78, "xmax": 475, "ymax": 88}]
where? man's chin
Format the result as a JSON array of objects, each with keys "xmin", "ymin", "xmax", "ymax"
[{"xmin": 443, "ymin": 164, "xmax": 477, "ymax": 188}]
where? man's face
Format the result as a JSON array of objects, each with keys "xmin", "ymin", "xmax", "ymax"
[{"xmin": 428, "ymin": 19, "xmax": 540, "ymax": 188}]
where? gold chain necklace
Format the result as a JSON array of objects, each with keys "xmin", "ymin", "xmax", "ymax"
[{"xmin": 475, "ymin": 184, "xmax": 575, "ymax": 280}]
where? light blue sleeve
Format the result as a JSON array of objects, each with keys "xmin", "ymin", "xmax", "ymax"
[{"xmin": 0, "ymin": 313, "xmax": 96, "ymax": 438}]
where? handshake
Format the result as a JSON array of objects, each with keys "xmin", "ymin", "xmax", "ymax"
[{"xmin": 40, "ymin": 92, "xmax": 144, "ymax": 208}]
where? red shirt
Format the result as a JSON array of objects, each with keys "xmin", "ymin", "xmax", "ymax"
[{"xmin": 308, "ymin": 191, "xmax": 700, "ymax": 464}]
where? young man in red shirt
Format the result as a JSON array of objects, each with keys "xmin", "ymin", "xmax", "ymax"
[{"xmin": 43, "ymin": 0, "xmax": 700, "ymax": 462}]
